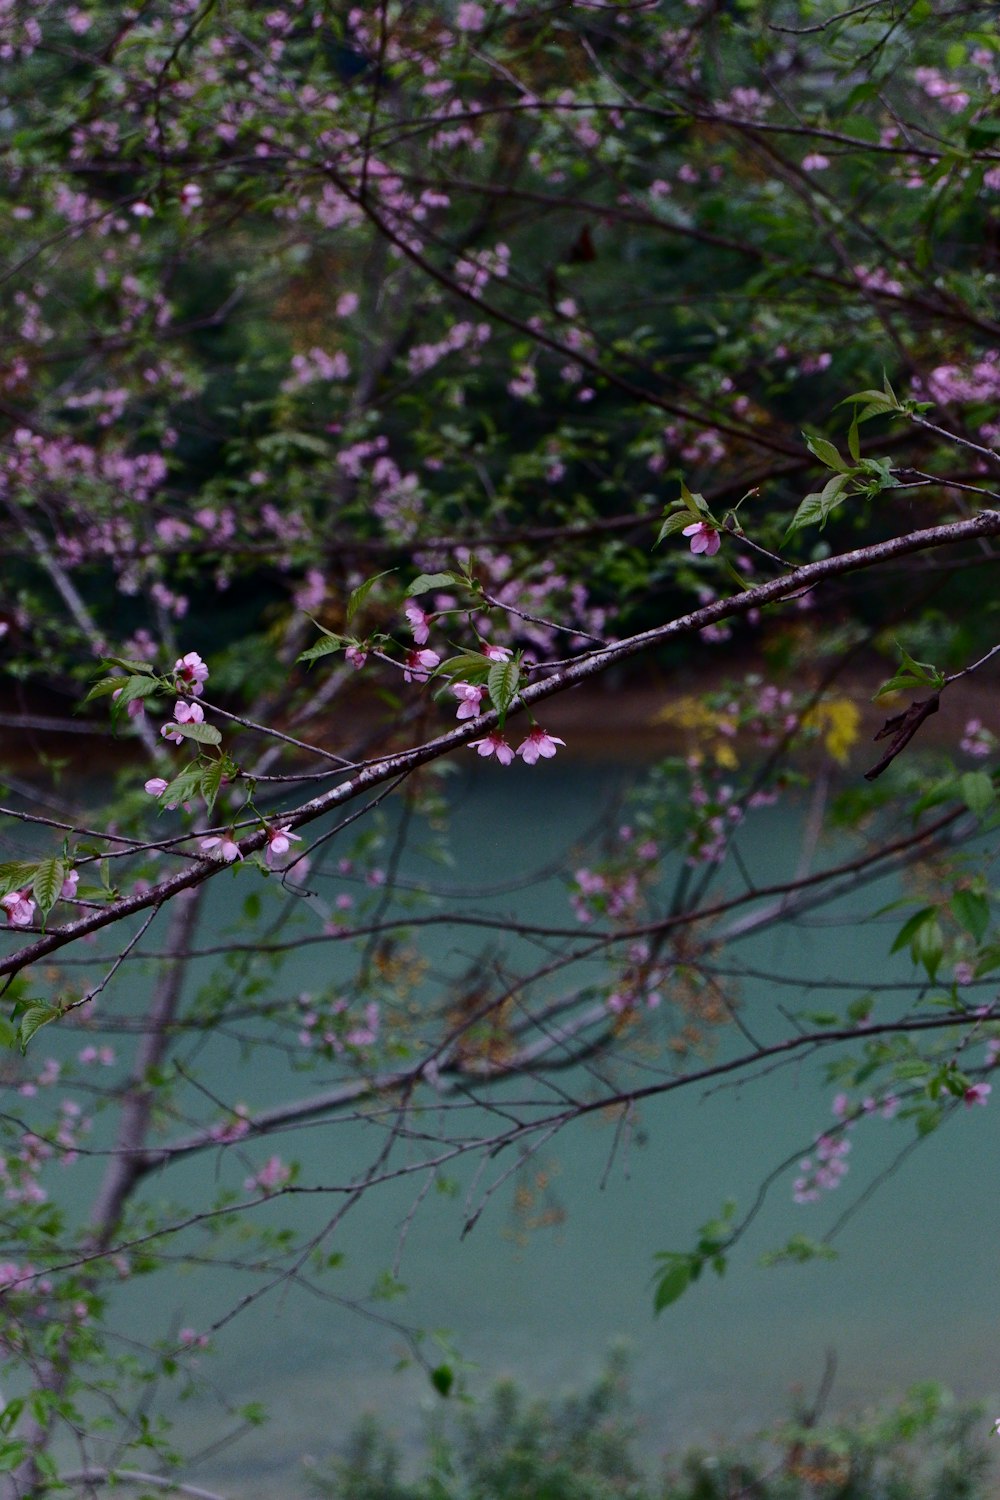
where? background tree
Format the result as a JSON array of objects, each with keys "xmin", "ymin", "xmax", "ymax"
[{"xmin": 0, "ymin": 0, "xmax": 999, "ymax": 1493}]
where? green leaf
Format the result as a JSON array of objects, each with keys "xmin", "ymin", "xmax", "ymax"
[
  {"xmin": 168, "ymin": 720, "xmax": 222, "ymax": 747},
  {"xmin": 959, "ymin": 771, "xmax": 995, "ymax": 817},
  {"xmin": 894, "ymin": 1059, "xmax": 931, "ymax": 1080},
  {"xmin": 159, "ymin": 763, "xmax": 204, "ymax": 808},
  {"xmin": 487, "ymin": 659, "xmax": 520, "ymax": 727},
  {"xmin": 435, "ymin": 652, "xmax": 492, "ymax": 682},
  {"xmin": 760, "ymin": 1235, "xmax": 838, "ymax": 1267},
  {"xmin": 913, "ymin": 917, "xmax": 944, "ymax": 981},
  {"xmin": 847, "ymin": 413, "xmax": 861, "ymax": 463},
  {"xmin": 430, "ymin": 1363, "xmax": 454, "ymax": 1397},
  {"xmin": 678, "ymin": 479, "xmax": 709, "ymax": 516},
  {"xmin": 112, "ymin": 675, "xmax": 162, "ymax": 709},
  {"xmin": 652, "ymin": 1253, "xmax": 693, "ymax": 1313},
  {"xmin": 32, "ymin": 858, "xmax": 66, "ymax": 919},
  {"xmin": 0, "ymin": 862, "xmax": 40, "ymax": 899},
  {"xmin": 804, "ymin": 433, "xmax": 851, "ymax": 473},
  {"xmin": 82, "ymin": 677, "xmax": 124, "ymax": 704},
  {"xmin": 784, "ymin": 473, "xmax": 850, "ymax": 539},
  {"xmin": 257, "ymin": 430, "xmax": 330, "ymax": 457},
  {"xmin": 873, "ymin": 647, "xmax": 944, "ymax": 700},
  {"xmin": 347, "ymin": 569, "xmax": 394, "ymax": 624},
  {"xmin": 656, "ymin": 509, "xmax": 698, "ymax": 544},
  {"xmin": 200, "ymin": 757, "xmax": 232, "ymax": 817},
  {"xmin": 407, "ymin": 571, "xmax": 461, "ymax": 597},
  {"xmin": 952, "ymin": 889, "xmax": 989, "ymax": 943},
  {"xmin": 18, "ymin": 1004, "xmax": 60, "ymax": 1052},
  {"xmin": 890, "ymin": 906, "xmax": 938, "ymax": 956},
  {"xmin": 967, "ymin": 119, "xmax": 1000, "ymax": 150},
  {"xmin": 297, "ymin": 636, "xmax": 345, "ymax": 664}
]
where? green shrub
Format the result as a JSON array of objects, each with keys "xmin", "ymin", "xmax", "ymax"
[{"xmin": 305, "ymin": 1358, "xmax": 994, "ymax": 1500}]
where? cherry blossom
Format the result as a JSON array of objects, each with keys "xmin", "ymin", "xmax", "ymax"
[
  {"xmin": 60, "ymin": 870, "xmax": 79, "ymax": 900},
  {"xmin": 345, "ymin": 643, "xmax": 367, "ymax": 670},
  {"xmin": 469, "ymin": 731, "xmax": 514, "ymax": 765},
  {"xmin": 144, "ymin": 777, "xmax": 169, "ymax": 797},
  {"xmin": 201, "ymin": 834, "xmax": 242, "ymax": 862},
  {"xmin": 793, "ymin": 1132, "xmax": 850, "ymax": 1204},
  {"xmin": 682, "ymin": 521, "xmax": 721, "ymax": 556},
  {"xmin": 515, "ymin": 726, "xmax": 566, "ymax": 764},
  {"xmin": 403, "ymin": 647, "xmax": 440, "ymax": 682},
  {"xmin": 161, "ymin": 699, "xmax": 205, "ymax": 744},
  {"xmin": 174, "ymin": 651, "xmax": 209, "ymax": 696},
  {"xmin": 244, "ymin": 1155, "xmax": 291, "ymax": 1195},
  {"xmin": 963, "ymin": 1082, "xmax": 991, "ymax": 1108},
  {"xmin": 266, "ymin": 825, "xmax": 302, "ymax": 865},
  {"xmin": 482, "ymin": 643, "xmax": 513, "ymax": 662},
  {"xmin": 451, "ymin": 681, "xmax": 486, "ymax": 719},
  {"xmin": 1, "ymin": 891, "xmax": 36, "ymax": 926},
  {"xmin": 404, "ymin": 601, "xmax": 432, "ymax": 644}
]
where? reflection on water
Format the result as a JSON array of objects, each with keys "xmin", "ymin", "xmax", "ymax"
[{"xmin": 28, "ymin": 767, "xmax": 1000, "ymax": 1493}]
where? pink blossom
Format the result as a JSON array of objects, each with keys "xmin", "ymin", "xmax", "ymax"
[
  {"xmin": 801, "ymin": 153, "xmax": 830, "ymax": 171},
  {"xmin": 1, "ymin": 891, "xmax": 35, "ymax": 927},
  {"xmin": 144, "ymin": 777, "xmax": 169, "ymax": 797},
  {"xmin": 404, "ymin": 601, "xmax": 432, "ymax": 644},
  {"xmin": 161, "ymin": 699, "xmax": 205, "ymax": 744},
  {"xmin": 470, "ymin": 731, "xmax": 514, "ymax": 765},
  {"xmin": 347, "ymin": 1001, "xmax": 380, "ymax": 1047},
  {"xmin": 178, "ymin": 1328, "xmax": 209, "ymax": 1350},
  {"xmin": 179, "ymin": 182, "xmax": 202, "ymax": 211},
  {"xmin": 515, "ymin": 726, "xmax": 566, "ymax": 764},
  {"xmin": 60, "ymin": 870, "xmax": 79, "ymax": 900},
  {"xmin": 403, "ymin": 648, "xmax": 440, "ymax": 682},
  {"xmin": 682, "ymin": 521, "xmax": 721, "ymax": 556},
  {"xmin": 111, "ymin": 687, "xmax": 146, "ymax": 719},
  {"xmin": 201, "ymin": 834, "xmax": 242, "ymax": 862},
  {"xmin": 960, "ymin": 718, "xmax": 995, "ymax": 757},
  {"xmin": 482, "ymin": 643, "xmax": 512, "ymax": 662},
  {"xmin": 245, "ymin": 1155, "xmax": 291, "ymax": 1195},
  {"xmin": 455, "ymin": 1, "xmax": 486, "ymax": 30},
  {"xmin": 963, "ymin": 1082, "xmax": 991, "ymax": 1108},
  {"xmin": 174, "ymin": 651, "xmax": 209, "ymax": 696},
  {"xmin": 953, "ymin": 961, "xmax": 975, "ymax": 986},
  {"xmin": 345, "ymin": 644, "xmax": 367, "ymax": 670},
  {"xmin": 451, "ymin": 681, "xmax": 486, "ymax": 719},
  {"xmin": 266, "ymin": 825, "xmax": 302, "ymax": 866}
]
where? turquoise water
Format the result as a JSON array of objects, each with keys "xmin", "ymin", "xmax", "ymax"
[{"xmin": 11, "ymin": 765, "xmax": 1000, "ymax": 1492}]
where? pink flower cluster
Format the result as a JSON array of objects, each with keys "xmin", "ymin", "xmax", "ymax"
[
  {"xmin": 960, "ymin": 718, "xmax": 996, "ymax": 757},
  {"xmin": 470, "ymin": 726, "xmax": 566, "ymax": 766},
  {"xmin": 793, "ymin": 1132, "xmax": 851, "ymax": 1204},
  {"xmin": 297, "ymin": 994, "xmax": 380, "ymax": 1054},
  {"xmin": 244, "ymin": 1155, "xmax": 291, "ymax": 1195},
  {"xmin": 570, "ymin": 831, "xmax": 659, "ymax": 925},
  {"xmin": 607, "ymin": 940, "xmax": 669, "ymax": 1014},
  {"xmin": 209, "ymin": 1105, "xmax": 251, "ymax": 1143},
  {"xmin": 282, "ymin": 346, "xmax": 351, "ymax": 391}
]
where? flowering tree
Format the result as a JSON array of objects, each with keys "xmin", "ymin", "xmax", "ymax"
[{"xmin": 1, "ymin": 0, "xmax": 999, "ymax": 1490}]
